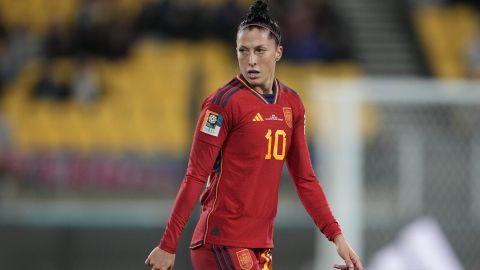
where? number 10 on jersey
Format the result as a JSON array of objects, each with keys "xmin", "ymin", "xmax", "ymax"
[{"xmin": 265, "ymin": 129, "xmax": 286, "ymax": 160}]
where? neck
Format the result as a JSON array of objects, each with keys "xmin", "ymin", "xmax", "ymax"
[{"xmin": 254, "ymin": 74, "xmax": 275, "ymax": 95}]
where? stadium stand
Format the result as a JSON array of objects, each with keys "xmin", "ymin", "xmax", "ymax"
[
  {"xmin": 0, "ymin": 0, "xmax": 359, "ymax": 192},
  {"xmin": 1, "ymin": 42, "xmax": 359, "ymax": 154},
  {"xmin": 415, "ymin": 4, "xmax": 477, "ymax": 78}
]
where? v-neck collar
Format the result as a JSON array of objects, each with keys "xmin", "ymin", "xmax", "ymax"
[{"xmin": 236, "ymin": 74, "xmax": 279, "ymax": 104}]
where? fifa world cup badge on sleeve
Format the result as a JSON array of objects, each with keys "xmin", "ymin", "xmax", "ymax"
[{"xmin": 201, "ymin": 110, "xmax": 224, "ymax": 137}]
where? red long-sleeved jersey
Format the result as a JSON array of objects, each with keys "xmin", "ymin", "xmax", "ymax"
[{"xmin": 159, "ymin": 75, "xmax": 341, "ymax": 253}]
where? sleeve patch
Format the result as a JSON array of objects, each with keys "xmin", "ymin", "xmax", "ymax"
[{"xmin": 200, "ymin": 110, "xmax": 224, "ymax": 137}]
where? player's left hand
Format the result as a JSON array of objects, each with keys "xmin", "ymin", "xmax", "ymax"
[{"xmin": 333, "ymin": 234, "xmax": 363, "ymax": 270}]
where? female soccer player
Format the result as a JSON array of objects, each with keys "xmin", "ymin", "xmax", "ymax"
[{"xmin": 145, "ymin": 1, "xmax": 363, "ymax": 269}]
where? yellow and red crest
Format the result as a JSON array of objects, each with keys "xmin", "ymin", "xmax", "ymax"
[
  {"xmin": 236, "ymin": 249, "xmax": 254, "ymax": 270},
  {"xmin": 283, "ymin": 107, "xmax": 293, "ymax": 128}
]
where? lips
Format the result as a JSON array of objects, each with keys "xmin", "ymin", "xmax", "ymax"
[{"xmin": 247, "ymin": 70, "xmax": 260, "ymax": 80}]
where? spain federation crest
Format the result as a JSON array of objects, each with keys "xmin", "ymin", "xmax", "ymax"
[
  {"xmin": 283, "ymin": 107, "xmax": 293, "ymax": 128},
  {"xmin": 236, "ymin": 249, "xmax": 254, "ymax": 270}
]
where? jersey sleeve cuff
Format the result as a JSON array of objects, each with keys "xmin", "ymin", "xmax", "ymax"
[
  {"xmin": 323, "ymin": 222, "xmax": 342, "ymax": 241},
  {"xmin": 158, "ymin": 241, "xmax": 177, "ymax": 254}
]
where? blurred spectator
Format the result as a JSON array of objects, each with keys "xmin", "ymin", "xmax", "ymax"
[
  {"xmin": 465, "ymin": 17, "xmax": 480, "ymax": 78},
  {"xmin": 0, "ymin": 16, "xmax": 10, "ymax": 150},
  {"xmin": 73, "ymin": 0, "xmax": 105, "ymax": 55},
  {"xmin": 44, "ymin": 22, "xmax": 74, "ymax": 59},
  {"xmin": 73, "ymin": 0, "xmax": 133, "ymax": 59},
  {"xmin": 107, "ymin": 17, "xmax": 134, "ymax": 58},
  {"xmin": 0, "ymin": 45, "xmax": 4, "ymax": 99},
  {"xmin": 32, "ymin": 61, "xmax": 71, "ymax": 101},
  {"xmin": 0, "ymin": 15, "xmax": 5, "ymax": 92},
  {"xmin": 0, "ymin": 115, "xmax": 8, "ymax": 141},
  {"xmin": 71, "ymin": 57, "xmax": 101, "ymax": 104},
  {"xmin": 0, "ymin": 15, "xmax": 5, "ymax": 41},
  {"xmin": 135, "ymin": 0, "xmax": 207, "ymax": 40},
  {"xmin": 279, "ymin": 0, "xmax": 350, "ymax": 62},
  {"xmin": 134, "ymin": 0, "xmax": 172, "ymax": 37},
  {"xmin": 210, "ymin": 0, "xmax": 243, "ymax": 42},
  {"xmin": 0, "ymin": 26, "xmax": 40, "ymax": 87}
]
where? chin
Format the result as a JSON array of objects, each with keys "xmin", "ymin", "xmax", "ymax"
[
  {"xmin": 245, "ymin": 77, "xmax": 262, "ymax": 87},
  {"xmin": 248, "ymin": 80, "xmax": 261, "ymax": 87}
]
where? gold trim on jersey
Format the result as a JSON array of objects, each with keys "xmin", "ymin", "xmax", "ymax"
[
  {"xmin": 236, "ymin": 75, "xmax": 279, "ymax": 105},
  {"xmin": 203, "ymin": 149, "xmax": 223, "ymax": 244},
  {"xmin": 273, "ymin": 79, "xmax": 279, "ymax": 104}
]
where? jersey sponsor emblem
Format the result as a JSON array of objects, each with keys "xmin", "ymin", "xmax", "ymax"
[
  {"xmin": 253, "ymin": 113, "xmax": 284, "ymax": 122},
  {"xmin": 236, "ymin": 249, "xmax": 254, "ymax": 270},
  {"xmin": 283, "ymin": 107, "xmax": 293, "ymax": 128},
  {"xmin": 265, "ymin": 114, "xmax": 283, "ymax": 121},
  {"xmin": 252, "ymin": 113, "xmax": 264, "ymax": 122},
  {"xmin": 201, "ymin": 110, "xmax": 223, "ymax": 137}
]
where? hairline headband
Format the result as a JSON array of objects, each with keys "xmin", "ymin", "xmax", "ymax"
[{"xmin": 239, "ymin": 23, "xmax": 281, "ymax": 43}]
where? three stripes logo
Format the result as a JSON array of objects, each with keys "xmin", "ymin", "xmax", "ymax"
[{"xmin": 252, "ymin": 113, "xmax": 264, "ymax": 122}]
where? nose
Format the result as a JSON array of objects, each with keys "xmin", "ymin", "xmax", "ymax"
[{"xmin": 248, "ymin": 52, "xmax": 256, "ymax": 66}]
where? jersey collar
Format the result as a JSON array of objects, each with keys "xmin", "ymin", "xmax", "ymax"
[{"xmin": 237, "ymin": 74, "xmax": 279, "ymax": 104}]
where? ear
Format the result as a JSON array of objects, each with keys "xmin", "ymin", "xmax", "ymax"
[{"xmin": 275, "ymin": 45, "xmax": 283, "ymax": 62}]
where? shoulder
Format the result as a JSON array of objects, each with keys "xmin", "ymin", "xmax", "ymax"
[
  {"xmin": 203, "ymin": 77, "xmax": 243, "ymax": 109},
  {"xmin": 278, "ymin": 80, "xmax": 304, "ymax": 108}
]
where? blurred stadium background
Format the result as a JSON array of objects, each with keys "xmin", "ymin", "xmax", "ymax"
[{"xmin": 0, "ymin": 0, "xmax": 479, "ymax": 269}]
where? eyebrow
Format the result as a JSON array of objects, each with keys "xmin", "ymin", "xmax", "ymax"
[{"xmin": 238, "ymin": 45, "xmax": 267, "ymax": 50}]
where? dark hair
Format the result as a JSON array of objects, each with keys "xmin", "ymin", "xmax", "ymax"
[{"xmin": 238, "ymin": 0, "xmax": 281, "ymax": 45}]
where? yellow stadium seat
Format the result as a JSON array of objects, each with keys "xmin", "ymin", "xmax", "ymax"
[{"xmin": 415, "ymin": 4, "xmax": 477, "ymax": 78}]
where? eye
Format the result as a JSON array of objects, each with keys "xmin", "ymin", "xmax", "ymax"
[
  {"xmin": 256, "ymin": 48, "xmax": 266, "ymax": 54},
  {"xmin": 238, "ymin": 48, "xmax": 247, "ymax": 53}
]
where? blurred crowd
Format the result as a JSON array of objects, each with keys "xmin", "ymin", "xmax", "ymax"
[
  {"xmin": 0, "ymin": 0, "xmax": 351, "ymax": 102},
  {"xmin": 0, "ymin": 0, "xmax": 352, "ymax": 190},
  {"xmin": 1, "ymin": 0, "xmax": 480, "ymax": 103},
  {"xmin": 134, "ymin": 0, "xmax": 351, "ymax": 61}
]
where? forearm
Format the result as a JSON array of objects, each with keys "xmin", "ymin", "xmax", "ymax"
[
  {"xmin": 295, "ymin": 178, "xmax": 342, "ymax": 241},
  {"xmin": 158, "ymin": 176, "xmax": 205, "ymax": 253},
  {"xmin": 159, "ymin": 139, "xmax": 222, "ymax": 253},
  {"xmin": 287, "ymin": 102, "xmax": 341, "ymax": 241}
]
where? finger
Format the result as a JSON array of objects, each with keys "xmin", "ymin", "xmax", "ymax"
[
  {"xmin": 354, "ymin": 259, "xmax": 364, "ymax": 270},
  {"xmin": 144, "ymin": 257, "xmax": 150, "ymax": 266},
  {"xmin": 344, "ymin": 259, "xmax": 354, "ymax": 269},
  {"xmin": 351, "ymin": 255, "xmax": 363, "ymax": 270},
  {"xmin": 333, "ymin": 264, "xmax": 349, "ymax": 270}
]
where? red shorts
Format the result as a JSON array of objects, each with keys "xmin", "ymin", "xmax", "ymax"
[{"xmin": 191, "ymin": 244, "xmax": 272, "ymax": 270}]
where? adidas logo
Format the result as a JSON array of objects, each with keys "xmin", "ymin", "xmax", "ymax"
[{"xmin": 252, "ymin": 113, "xmax": 264, "ymax": 122}]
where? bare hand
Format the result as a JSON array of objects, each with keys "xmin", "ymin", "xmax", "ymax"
[
  {"xmin": 145, "ymin": 247, "xmax": 175, "ymax": 270},
  {"xmin": 333, "ymin": 234, "xmax": 363, "ymax": 270}
]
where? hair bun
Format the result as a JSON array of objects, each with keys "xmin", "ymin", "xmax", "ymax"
[
  {"xmin": 248, "ymin": 0, "xmax": 269, "ymax": 22},
  {"xmin": 239, "ymin": 0, "xmax": 281, "ymax": 44}
]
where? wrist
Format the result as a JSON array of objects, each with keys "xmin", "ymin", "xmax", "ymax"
[
  {"xmin": 158, "ymin": 242, "xmax": 176, "ymax": 254},
  {"xmin": 333, "ymin": 234, "xmax": 344, "ymax": 246}
]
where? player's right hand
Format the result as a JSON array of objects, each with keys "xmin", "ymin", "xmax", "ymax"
[{"xmin": 145, "ymin": 247, "xmax": 175, "ymax": 270}]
